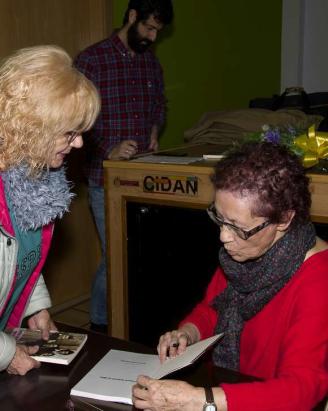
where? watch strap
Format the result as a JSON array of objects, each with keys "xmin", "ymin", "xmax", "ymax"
[{"xmin": 204, "ymin": 387, "xmax": 215, "ymax": 403}]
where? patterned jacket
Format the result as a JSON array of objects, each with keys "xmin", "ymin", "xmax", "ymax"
[{"xmin": 0, "ymin": 176, "xmax": 53, "ymax": 370}]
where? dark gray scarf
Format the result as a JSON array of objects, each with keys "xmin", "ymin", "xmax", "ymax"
[
  {"xmin": 1, "ymin": 164, "xmax": 74, "ymax": 231},
  {"xmin": 212, "ymin": 222, "xmax": 316, "ymax": 370}
]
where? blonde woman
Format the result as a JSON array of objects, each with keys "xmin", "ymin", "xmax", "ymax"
[{"xmin": 0, "ymin": 45, "xmax": 100, "ymax": 375}]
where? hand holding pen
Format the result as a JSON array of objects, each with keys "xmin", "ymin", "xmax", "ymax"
[{"xmin": 157, "ymin": 328, "xmax": 194, "ymax": 364}]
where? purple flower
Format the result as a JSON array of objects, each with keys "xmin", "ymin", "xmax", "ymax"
[{"xmin": 263, "ymin": 128, "xmax": 280, "ymax": 144}]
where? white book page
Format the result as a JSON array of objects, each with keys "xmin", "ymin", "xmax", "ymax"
[
  {"xmin": 71, "ymin": 350, "xmax": 158, "ymax": 404},
  {"xmin": 151, "ymin": 334, "xmax": 223, "ymax": 379}
]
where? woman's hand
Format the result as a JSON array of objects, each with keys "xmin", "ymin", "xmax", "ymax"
[
  {"xmin": 157, "ymin": 324, "xmax": 200, "ymax": 363},
  {"xmin": 132, "ymin": 375, "xmax": 204, "ymax": 411},
  {"xmin": 27, "ymin": 309, "xmax": 57, "ymax": 340},
  {"xmin": 157, "ymin": 330, "xmax": 190, "ymax": 363},
  {"xmin": 6, "ymin": 344, "xmax": 40, "ymax": 375}
]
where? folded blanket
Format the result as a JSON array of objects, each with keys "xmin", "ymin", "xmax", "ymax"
[{"xmin": 184, "ymin": 108, "xmax": 323, "ymax": 145}]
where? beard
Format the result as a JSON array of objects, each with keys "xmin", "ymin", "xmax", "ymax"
[{"xmin": 127, "ymin": 22, "xmax": 153, "ymax": 53}]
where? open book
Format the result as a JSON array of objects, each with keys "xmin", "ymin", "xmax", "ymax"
[
  {"xmin": 8, "ymin": 328, "xmax": 88, "ymax": 365},
  {"xmin": 70, "ymin": 333, "xmax": 223, "ymax": 405}
]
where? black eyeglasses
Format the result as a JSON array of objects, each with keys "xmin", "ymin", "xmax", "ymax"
[
  {"xmin": 65, "ymin": 130, "xmax": 80, "ymax": 144},
  {"xmin": 207, "ymin": 203, "xmax": 271, "ymax": 240}
]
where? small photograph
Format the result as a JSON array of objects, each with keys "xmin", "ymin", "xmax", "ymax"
[{"xmin": 7, "ymin": 328, "xmax": 88, "ymax": 365}]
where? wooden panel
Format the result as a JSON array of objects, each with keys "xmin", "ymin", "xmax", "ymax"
[
  {"xmin": 0, "ymin": 0, "xmax": 113, "ymax": 306},
  {"xmin": 104, "ymin": 157, "xmax": 328, "ymax": 339},
  {"xmin": 0, "ymin": 0, "xmax": 112, "ymax": 59},
  {"xmin": 308, "ymin": 173, "xmax": 328, "ymax": 223},
  {"xmin": 104, "ymin": 160, "xmax": 217, "ymax": 339}
]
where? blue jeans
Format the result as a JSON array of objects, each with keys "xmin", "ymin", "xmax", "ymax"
[{"xmin": 88, "ymin": 183, "xmax": 107, "ymax": 325}]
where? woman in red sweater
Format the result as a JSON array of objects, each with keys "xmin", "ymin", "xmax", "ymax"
[{"xmin": 133, "ymin": 142, "xmax": 328, "ymax": 411}]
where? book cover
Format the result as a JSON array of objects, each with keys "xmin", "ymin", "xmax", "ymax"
[
  {"xmin": 8, "ymin": 328, "xmax": 88, "ymax": 365},
  {"xmin": 70, "ymin": 333, "xmax": 223, "ymax": 405}
]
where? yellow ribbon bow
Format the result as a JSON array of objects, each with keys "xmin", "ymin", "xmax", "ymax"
[{"xmin": 294, "ymin": 125, "xmax": 328, "ymax": 168}]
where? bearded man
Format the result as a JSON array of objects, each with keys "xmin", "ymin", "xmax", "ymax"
[{"xmin": 74, "ymin": 0, "xmax": 173, "ymax": 333}]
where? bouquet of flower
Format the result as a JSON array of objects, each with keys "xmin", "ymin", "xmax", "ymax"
[{"xmin": 245, "ymin": 124, "xmax": 328, "ymax": 172}]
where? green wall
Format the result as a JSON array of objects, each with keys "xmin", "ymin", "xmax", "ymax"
[{"xmin": 113, "ymin": 0, "xmax": 282, "ymax": 148}]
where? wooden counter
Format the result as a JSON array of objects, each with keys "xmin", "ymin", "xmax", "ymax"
[{"xmin": 104, "ymin": 144, "xmax": 328, "ymax": 339}]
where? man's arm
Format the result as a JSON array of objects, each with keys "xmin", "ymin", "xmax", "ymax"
[
  {"xmin": 150, "ymin": 61, "xmax": 166, "ymax": 149},
  {"xmin": 148, "ymin": 124, "xmax": 159, "ymax": 151}
]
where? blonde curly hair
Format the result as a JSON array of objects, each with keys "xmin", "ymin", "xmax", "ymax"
[{"xmin": 0, "ymin": 45, "xmax": 100, "ymax": 172}]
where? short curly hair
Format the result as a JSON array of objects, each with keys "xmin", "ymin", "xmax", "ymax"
[
  {"xmin": 0, "ymin": 45, "xmax": 100, "ymax": 172},
  {"xmin": 211, "ymin": 142, "xmax": 311, "ymax": 226}
]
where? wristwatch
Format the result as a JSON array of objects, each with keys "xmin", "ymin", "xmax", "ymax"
[{"xmin": 203, "ymin": 387, "xmax": 217, "ymax": 411}]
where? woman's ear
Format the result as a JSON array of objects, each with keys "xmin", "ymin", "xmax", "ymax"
[{"xmin": 277, "ymin": 210, "xmax": 296, "ymax": 232}]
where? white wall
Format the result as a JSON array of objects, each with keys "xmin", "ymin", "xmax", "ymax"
[
  {"xmin": 281, "ymin": 0, "xmax": 328, "ymax": 92},
  {"xmin": 302, "ymin": 0, "xmax": 328, "ymax": 92},
  {"xmin": 281, "ymin": 0, "xmax": 304, "ymax": 90}
]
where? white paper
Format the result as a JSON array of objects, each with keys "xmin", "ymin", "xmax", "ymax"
[
  {"xmin": 71, "ymin": 350, "xmax": 157, "ymax": 404},
  {"xmin": 202, "ymin": 154, "xmax": 225, "ymax": 160},
  {"xmin": 151, "ymin": 334, "xmax": 223, "ymax": 379},
  {"xmin": 131, "ymin": 155, "xmax": 203, "ymax": 164},
  {"xmin": 70, "ymin": 334, "xmax": 223, "ymax": 404}
]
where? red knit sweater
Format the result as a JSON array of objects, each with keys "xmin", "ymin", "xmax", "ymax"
[{"xmin": 180, "ymin": 250, "xmax": 328, "ymax": 411}]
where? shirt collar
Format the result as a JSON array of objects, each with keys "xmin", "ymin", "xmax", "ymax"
[{"xmin": 111, "ymin": 31, "xmax": 131, "ymax": 58}]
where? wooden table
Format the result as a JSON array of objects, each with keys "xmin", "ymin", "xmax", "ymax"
[
  {"xmin": 103, "ymin": 144, "xmax": 328, "ymax": 340},
  {"xmin": 1, "ymin": 323, "xmax": 325, "ymax": 410}
]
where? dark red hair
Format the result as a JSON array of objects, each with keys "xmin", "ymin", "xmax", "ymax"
[{"xmin": 211, "ymin": 142, "xmax": 311, "ymax": 225}]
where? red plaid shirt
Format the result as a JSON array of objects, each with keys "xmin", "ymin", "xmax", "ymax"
[{"xmin": 74, "ymin": 33, "xmax": 166, "ymax": 186}]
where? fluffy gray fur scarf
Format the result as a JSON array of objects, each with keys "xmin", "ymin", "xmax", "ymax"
[{"xmin": 2, "ymin": 165, "xmax": 74, "ymax": 231}]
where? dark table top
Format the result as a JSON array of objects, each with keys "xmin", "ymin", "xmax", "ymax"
[{"xmin": 0, "ymin": 324, "xmax": 326, "ymax": 411}]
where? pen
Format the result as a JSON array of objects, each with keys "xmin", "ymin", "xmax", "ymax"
[{"xmin": 137, "ymin": 383, "xmax": 147, "ymax": 390}]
